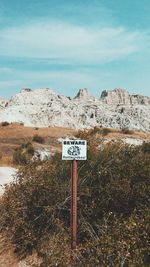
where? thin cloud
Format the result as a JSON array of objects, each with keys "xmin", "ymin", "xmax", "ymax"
[
  {"xmin": 0, "ymin": 67, "xmax": 15, "ymax": 74},
  {"xmin": 0, "ymin": 21, "xmax": 146, "ymax": 64}
]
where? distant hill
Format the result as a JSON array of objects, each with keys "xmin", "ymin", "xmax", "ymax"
[{"xmin": 0, "ymin": 88, "xmax": 150, "ymax": 131}]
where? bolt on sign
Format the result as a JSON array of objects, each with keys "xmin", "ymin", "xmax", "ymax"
[{"xmin": 62, "ymin": 140, "xmax": 87, "ymax": 160}]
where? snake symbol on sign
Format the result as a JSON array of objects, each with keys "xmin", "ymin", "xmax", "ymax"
[{"xmin": 67, "ymin": 146, "xmax": 81, "ymax": 156}]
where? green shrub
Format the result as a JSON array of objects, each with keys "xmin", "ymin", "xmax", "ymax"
[
  {"xmin": 141, "ymin": 142, "xmax": 150, "ymax": 154},
  {"xmin": 24, "ymin": 142, "xmax": 35, "ymax": 155},
  {"xmin": 13, "ymin": 142, "xmax": 34, "ymax": 165},
  {"xmin": 32, "ymin": 134, "xmax": 45, "ymax": 144},
  {"xmin": 13, "ymin": 149, "xmax": 27, "ymax": 165}
]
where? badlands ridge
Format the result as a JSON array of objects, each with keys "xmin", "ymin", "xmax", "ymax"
[{"xmin": 0, "ymin": 88, "xmax": 150, "ymax": 131}]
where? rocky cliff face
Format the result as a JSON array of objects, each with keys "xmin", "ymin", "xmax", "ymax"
[
  {"xmin": 0, "ymin": 88, "xmax": 149, "ymax": 131},
  {"xmin": 100, "ymin": 88, "xmax": 131, "ymax": 105},
  {"xmin": 100, "ymin": 88, "xmax": 150, "ymax": 106},
  {"xmin": 74, "ymin": 88, "xmax": 95, "ymax": 101}
]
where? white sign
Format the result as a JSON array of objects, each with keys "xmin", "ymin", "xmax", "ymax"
[{"xmin": 62, "ymin": 140, "xmax": 87, "ymax": 160}]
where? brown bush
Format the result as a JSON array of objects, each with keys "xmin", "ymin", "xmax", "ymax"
[
  {"xmin": 32, "ymin": 134, "xmax": 45, "ymax": 144},
  {"xmin": 121, "ymin": 127, "xmax": 134, "ymax": 134},
  {"xmin": 100, "ymin": 127, "xmax": 112, "ymax": 136},
  {"xmin": 1, "ymin": 121, "xmax": 10, "ymax": 126}
]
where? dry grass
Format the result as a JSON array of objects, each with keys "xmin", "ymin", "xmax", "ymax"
[
  {"xmin": 107, "ymin": 130, "xmax": 150, "ymax": 140},
  {"xmin": 0, "ymin": 123, "xmax": 75, "ymax": 166},
  {"xmin": 0, "ymin": 156, "xmax": 13, "ymax": 167},
  {"xmin": 94, "ymin": 127, "xmax": 150, "ymax": 140},
  {"xmin": 0, "ymin": 123, "xmax": 149, "ymax": 166},
  {"xmin": 0, "ymin": 123, "xmax": 75, "ymax": 139}
]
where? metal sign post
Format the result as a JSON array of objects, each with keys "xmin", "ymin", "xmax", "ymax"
[
  {"xmin": 62, "ymin": 139, "xmax": 87, "ymax": 250},
  {"xmin": 71, "ymin": 159, "xmax": 77, "ymax": 250}
]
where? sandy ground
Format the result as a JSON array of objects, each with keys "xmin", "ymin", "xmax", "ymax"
[{"xmin": 0, "ymin": 167, "xmax": 17, "ymax": 195}]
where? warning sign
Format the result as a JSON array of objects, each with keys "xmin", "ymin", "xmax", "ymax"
[{"xmin": 62, "ymin": 140, "xmax": 87, "ymax": 160}]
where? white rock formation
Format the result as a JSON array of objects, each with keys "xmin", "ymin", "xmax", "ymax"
[
  {"xmin": 100, "ymin": 88, "xmax": 131, "ymax": 105},
  {"xmin": 100, "ymin": 88, "xmax": 150, "ymax": 106},
  {"xmin": 0, "ymin": 88, "xmax": 149, "ymax": 131},
  {"xmin": 33, "ymin": 148, "xmax": 51, "ymax": 161},
  {"xmin": 0, "ymin": 97, "xmax": 7, "ymax": 109},
  {"xmin": 74, "ymin": 88, "xmax": 95, "ymax": 101},
  {"xmin": 122, "ymin": 138, "xmax": 144, "ymax": 146}
]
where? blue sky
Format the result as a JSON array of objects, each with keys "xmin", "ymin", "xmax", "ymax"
[{"xmin": 0, "ymin": 0, "xmax": 150, "ymax": 98}]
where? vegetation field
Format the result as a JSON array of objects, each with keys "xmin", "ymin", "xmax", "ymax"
[{"xmin": 0, "ymin": 129, "xmax": 149, "ymax": 266}]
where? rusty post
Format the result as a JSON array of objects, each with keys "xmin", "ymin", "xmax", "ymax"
[{"xmin": 70, "ymin": 159, "xmax": 77, "ymax": 250}]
